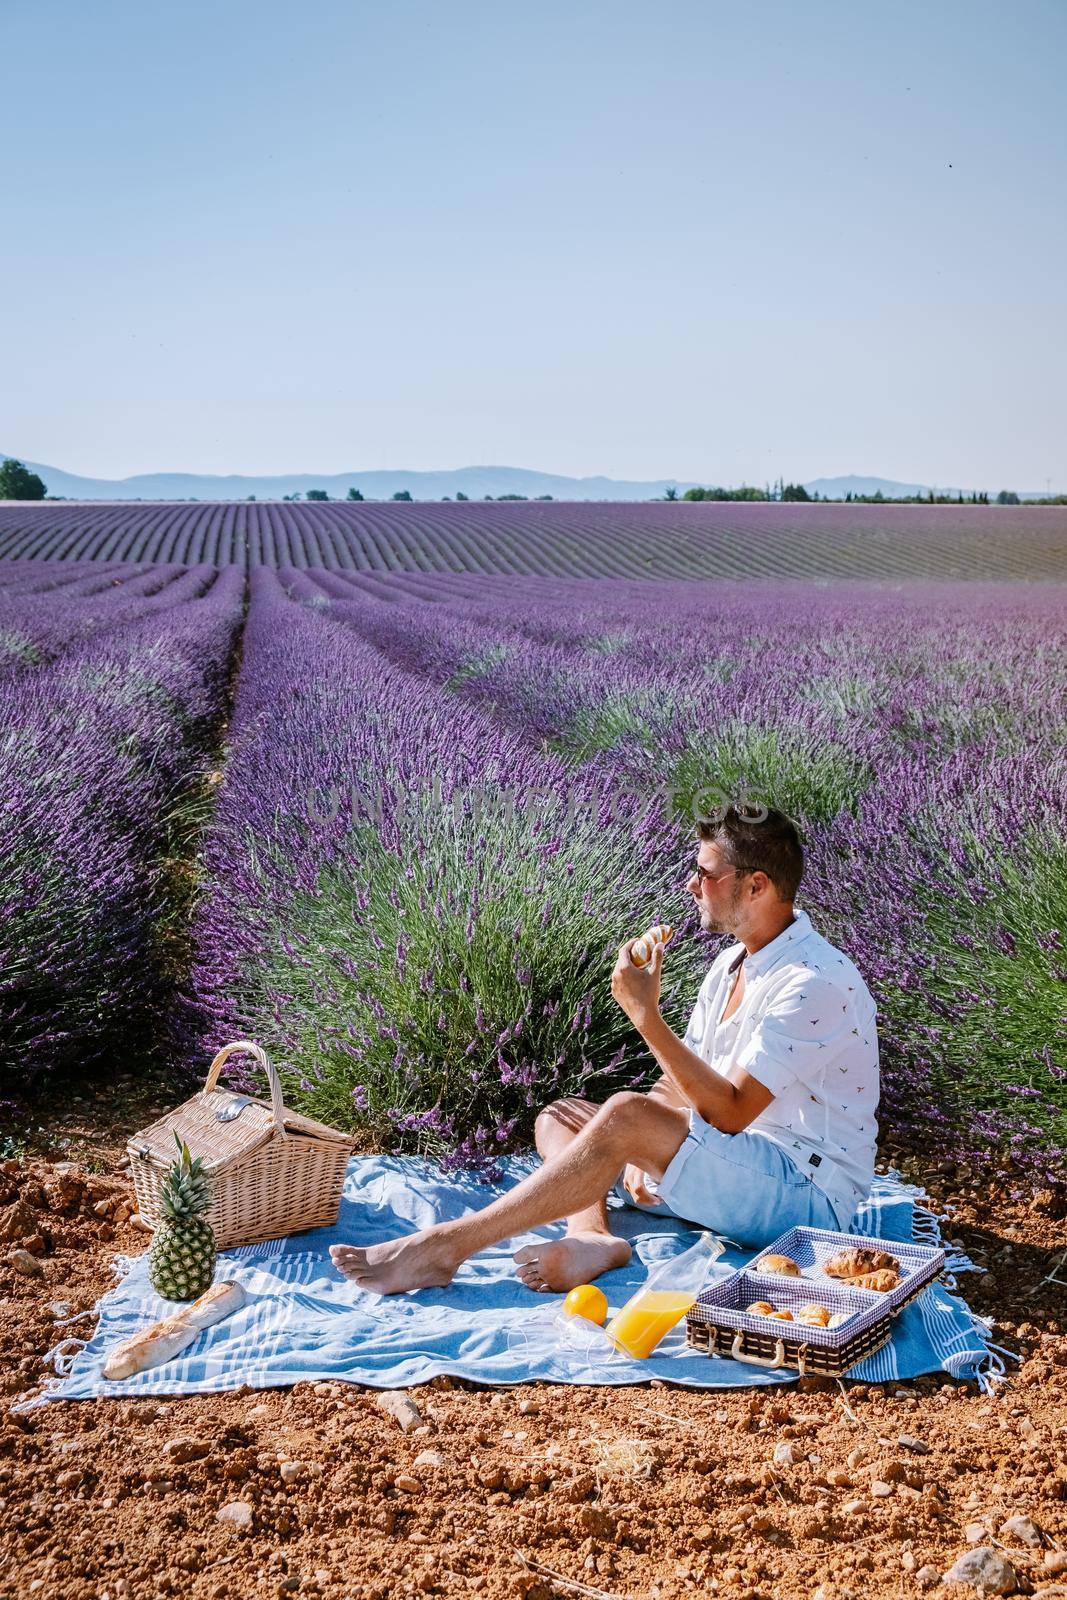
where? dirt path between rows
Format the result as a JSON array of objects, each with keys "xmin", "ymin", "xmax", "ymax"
[{"xmin": 1, "ymin": 1070, "xmax": 1064, "ymax": 1600}]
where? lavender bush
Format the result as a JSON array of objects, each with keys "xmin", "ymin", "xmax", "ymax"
[
  {"xmin": 184, "ymin": 570, "xmax": 712, "ymax": 1172},
  {"xmin": 0, "ymin": 568, "xmax": 244, "ymax": 1082}
]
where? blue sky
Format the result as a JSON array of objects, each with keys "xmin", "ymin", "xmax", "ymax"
[{"xmin": 3, "ymin": 0, "xmax": 1064, "ymax": 489}]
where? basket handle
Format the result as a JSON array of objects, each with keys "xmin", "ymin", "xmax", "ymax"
[
  {"xmin": 203, "ymin": 1041, "xmax": 287, "ymax": 1133},
  {"xmin": 728, "ymin": 1332, "xmax": 809, "ymax": 1377},
  {"xmin": 730, "ymin": 1332, "xmax": 786, "ymax": 1369}
]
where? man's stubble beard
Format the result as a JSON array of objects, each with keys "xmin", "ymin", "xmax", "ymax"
[{"xmin": 700, "ymin": 885, "xmax": 745, "ymax": 937}]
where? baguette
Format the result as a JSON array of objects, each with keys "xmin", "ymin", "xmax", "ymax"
[{"xmin": 103, "ymin": 1280, "xmax": 247, "ymax": 1380}]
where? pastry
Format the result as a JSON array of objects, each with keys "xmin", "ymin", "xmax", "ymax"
[
  {"xmin": 827, "ymin": 1312, "xmax": 851, "ymax": 1329},
  {"xmin": 848, "ymin": 1268, "xmax": 899, "ymax": 1293},
  {"xmin": 631, "ymin": 923, "xmax": 674, "ymax": 968},
  {"xmin": 754, "ymin": 1253, "xmax": 802, "ymax": 1277},
  {"xmin": 767, "ymin": 1309, "xmax": 794, "ymax": 1321},
  {"xmin": 795, "ymin": 1302, "xmax": 831, "ymax": 1327},
  {"xmin": 822, "ymin": 1247, "xmax": 899, "ymax": 1280},
  {"xmin": 745, "ymin": 1301, "xmax": 776, "ymax": 1315}
]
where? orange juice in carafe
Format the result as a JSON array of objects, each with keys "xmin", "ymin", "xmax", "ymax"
[
  {"xmin": 605, "ymin": 1231, "xmax": 725, "ymax": 1360},
  {"xmin": 606, "ymin": 1289, "xmax": 697, "ymax": 1359}
]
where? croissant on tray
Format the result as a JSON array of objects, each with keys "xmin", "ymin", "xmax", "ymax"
[
  {"xmin": 848, "ymin": 1268, "xmax": 899, "ymax": 1293},
  {"xmin": 822, "ymin": 1246, "xmax": 900, "ymax": 1280}
]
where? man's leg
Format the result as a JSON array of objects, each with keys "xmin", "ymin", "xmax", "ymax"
[
  {"xmin": 512, "ymin": 1083, "xmax": 692, "ymax": 1291},
  {"xmin": 330, "ymin": 1091, "xmax": 690, "ymax": 1295},
  {"xmin": 513, "ymin": 1097, "xmax": 629, "ymax": 1293}
]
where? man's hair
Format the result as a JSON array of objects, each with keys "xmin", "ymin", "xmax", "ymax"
[{"xmin": 696, "ymin": 806, "xmax": 804, "ymax": 902}]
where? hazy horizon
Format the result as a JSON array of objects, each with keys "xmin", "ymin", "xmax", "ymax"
[{"xmin": 3, "ymin": 0, "xmax": 1065, "ymax": 488}]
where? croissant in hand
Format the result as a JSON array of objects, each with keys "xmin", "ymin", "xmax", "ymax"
[
  {"xmin": 822, "ymin": 1247, "xmax": 899, "ymax": 1280},
  {"xmin": 631, "ymin": 923, "xmax": 674, "ymax": 968}
]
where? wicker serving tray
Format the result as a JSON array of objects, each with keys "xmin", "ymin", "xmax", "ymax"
[
  {"xmin": 685, "ymin": 1225, "xmax": 945, "ymax": 1377},
  {"xmin": 745, "ymin": 1224, "xmax": 945, "ymax": 1314}
]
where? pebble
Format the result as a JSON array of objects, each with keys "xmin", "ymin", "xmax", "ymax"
[
  {"xmin": 394, "ymin": 1473, "xmax": 422, "ymax": 1493},
  {"xmin": 47, "ymin": 1301, "xmax": 73, "ymax": 1320},
  {"xmin": 773, "ymin": 1442, "xmax": 797, "ymax": 1464},
  {"xmin": 842, "ymin": 1499, "xmax": 865, "ymax": 1516},
  {"xmin": 412, "ymin": 1449, "xmax": 448, "ymax": 1470},
  {"xmin": 915, "ymin": 1566, "xmax": 941, "ymax": 1590},
  {"xmin": 517, "ymin": 1399, "xmax": 538, "ymax": 1415},
  {"xmin": 826, "ymin": 1470, "xmax": 852, "ymax": 1488},
  {"xmin": 945, "ymin": 1547, "xmax": 1021, "ymax": 1596},
  {"xmin": 1000, "ymin": 1514, "xmax": 1044, "ymax": 1548},
  {"xmin": 9, "ymin": 1249, "xmax": 43, "ymax": 1278},
  {"xmin": 1044, "ymin": 1555, "xmax": 1067, "ymax": 1576},
  {"xmin": 313, "ymin": 1572, "xmax": 331, "ymax": 1588},
  {"xmin": 163, "ymin": 1437, "xmax": 210, "ymax": 1464},
  {"xmin": 901, "ymin": 1552, "xmax": 917, "ymax": 1572},
  {"xmin": 376, "ymin": 1390, "xmax": 423, "ymax": 1433},
  {"xmin": 870, "ymin": 1480, "xmax": 893, "ymax": 1497},
  {"xmin": 898, "ymin": 1434, "xmax": 930, "ymax": 1454},
  {"xmin": 279, "ymin": 1461, "xmax": 303, "ymax": 1485},
  {"xmin": 248, "ymin": 1404, "xmax": 272, "ymax": 1420},
  {"xmin": 53, "ymin": 1161, "xmax": 80, "ymax": 1176},
  {"xmin": 965, "ymin": 1522, "xmax": 989, "ymax": 1543},
  {"xmin": 217, "ymin": 1500, "xmax": 254, "ymax": 1532}
]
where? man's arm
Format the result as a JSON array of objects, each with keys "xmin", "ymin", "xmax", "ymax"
[{"xmin": 637, "ymin": 1012, "xmax": 773, "ymax": 1134}]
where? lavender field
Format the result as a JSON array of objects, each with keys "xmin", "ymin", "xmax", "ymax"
[
  {"xmin": 1, "ymin": 558, "xmax": 1064, "ymax": 1201},
  {"xmin": 2, "ymin": 500, "xmax": 1066, "ymax": 579}
]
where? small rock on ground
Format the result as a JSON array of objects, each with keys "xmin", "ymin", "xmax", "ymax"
[
  {"xmin": 375, "ymin": 1389, "xmax": 423, "ymax": 1432},
  {"xmin": 9, "ymin": 1248, "xmax": 44, "ymax": 1277},
  {"xmin": 216, "ymin": 1500, "xmax": 254, "ymax": 1532},
  {"xmin": 945, "ymin": 1547, "xmax": 1022, "ymax": 1596},
  {"xmin": 1000, "ymin": 1514, "xmax": 1045, "ymax": 1549}
]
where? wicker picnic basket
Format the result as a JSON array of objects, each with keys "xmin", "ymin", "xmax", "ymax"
[{"xmin": 127, "ymin": 1041, "xmax": 358, "ymax": 1250}]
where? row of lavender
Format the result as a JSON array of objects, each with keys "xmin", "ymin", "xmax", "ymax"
[
  {"xmin": 0, "ymin": 566, "xmax": 245, "ymax": 1084},
  {"xmin": 182, "ymin": 569, "xmax": 1066, "ymax": 1191},
  {"xmin": 3, "ymin": 501, "xmax": 1066, "ymax": 579}
]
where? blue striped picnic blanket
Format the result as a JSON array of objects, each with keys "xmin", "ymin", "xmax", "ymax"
[{"xmin": 25, "ymin": 1156, "xmax": 1012, "ymax": 1407}]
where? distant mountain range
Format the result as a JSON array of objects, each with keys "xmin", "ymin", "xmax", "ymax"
[{"xmin": 1, "ymin": 455, "xmax": 1056, "ymax": 502}]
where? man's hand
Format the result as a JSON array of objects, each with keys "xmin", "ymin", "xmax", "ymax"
[
  {"xmin": 610, "ymin": 938, "xmax": 664, "ymax": 1031},
  {"xmin": 622, "ymin": 1162, "xmax": 662, "ymax": 1205}
]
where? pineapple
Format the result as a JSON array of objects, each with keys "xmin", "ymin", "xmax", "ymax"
[{"xmin": 148, "ymin": 1132, "xmax": 217, "ymax": 1301}]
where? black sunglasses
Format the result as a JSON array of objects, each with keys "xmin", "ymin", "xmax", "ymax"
[{"xmin": 698, "ymin": 799, "xmax": 770, "ymax": 826}]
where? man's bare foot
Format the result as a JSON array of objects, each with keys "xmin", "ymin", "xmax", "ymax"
[
  {"xmin": 513, "ymin": 1232, "xmax": 632, "ymax": 1293},
  {"xmin": 329, "ymin": 1229, "xmax": 460, "ymax": 1294}
]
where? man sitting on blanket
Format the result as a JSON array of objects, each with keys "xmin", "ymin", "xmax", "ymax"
[{"xmin": 331, "ymin": 803, "xmax": 880, "ymax": 1295}]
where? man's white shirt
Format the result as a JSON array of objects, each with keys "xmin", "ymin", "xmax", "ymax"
[{"xmin": 681, "ymin": 907, "xmax": 880, "ymax": 1228}]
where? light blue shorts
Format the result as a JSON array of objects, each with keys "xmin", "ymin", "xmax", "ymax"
[{"xmin": 611, "ymin": 1109, "xmax": 845, "ymax": 1249}]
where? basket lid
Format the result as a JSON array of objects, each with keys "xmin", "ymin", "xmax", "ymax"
[
  {"xmin": 126, "ymin": 1041, "xmax": 288, "ymax": 1172},
  {"xmin": 128, "ymin": 1091, "xmax": 278, "ymax": 1172}
]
